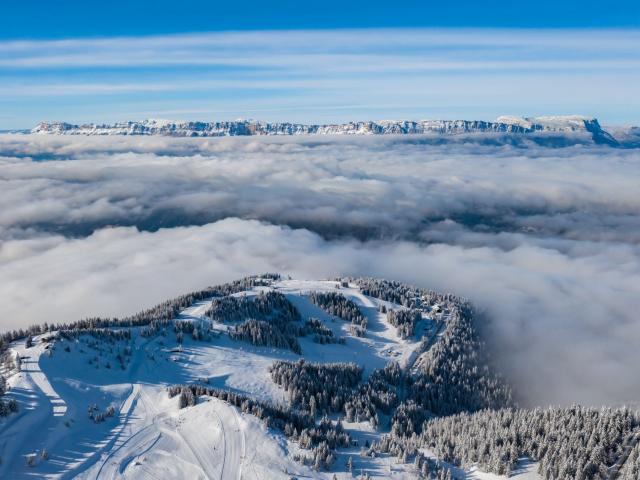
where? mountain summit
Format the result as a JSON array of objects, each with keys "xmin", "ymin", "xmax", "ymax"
[{"xmin": 1, "ymin": 274, "xmax": 636, "ymax": 478}]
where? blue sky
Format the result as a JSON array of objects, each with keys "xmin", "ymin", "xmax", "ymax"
[
  {"xmin": 2, "ymin": 0, "xmax": 639, "ymax": 37},
  {"xmin": 0, "ymin": 1, "xmax": 639, "ymax": 128}
]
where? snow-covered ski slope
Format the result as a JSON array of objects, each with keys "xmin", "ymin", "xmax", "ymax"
[{"xmin": 0, "ymin": 277, "xmax": 540, "ymax": 479}]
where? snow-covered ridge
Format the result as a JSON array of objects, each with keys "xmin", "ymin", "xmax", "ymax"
[
  {"xmin": 30, "ymin": 115, "xmax": 614, "ymax": 141},
  {"xmin": 0, "ymin": 275, "xmax": 628, "ymax": 479}
]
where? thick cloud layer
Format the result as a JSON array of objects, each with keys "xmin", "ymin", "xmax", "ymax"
[
  {"xmin": 1, "ymin": 134, "xmax": 639, "ymax": 407},
  {"xmin": 1, "ymin": 219, "xmax": 639, "ymax": 407},
  {"xmin": 1, "ymin": 134, "xmax": 639, "ymax": 243}
]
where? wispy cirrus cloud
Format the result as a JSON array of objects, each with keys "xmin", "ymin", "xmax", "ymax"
[
  {"xmin": 0, "ymin": 28, "xmax": 639, "ymax": 127},
  {"xmin": 1, "ymin": 28, "xmax": 638, "ymax": 57}
]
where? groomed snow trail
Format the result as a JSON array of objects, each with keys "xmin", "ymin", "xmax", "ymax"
[
  {"xmin": 0, "ymin": 278, "xmax": 540, "ymax": 479},
  {"xmin": 0, "ymin": 340, "xmax": 70, "ymax": 478},
  {"xmin": 83, "ymin": 389, "xmax": 247, "ymax": 480},
  {"xmin": 84, "ymin": 383, "xmax": 142, "ymax": 480},
  {"xmin": 26, "ymin": 351, "xmax": 67, "ymax": 417},
  {"xmin": 209, "ymin": 398, "xmax": 246, "ymax": 480}
]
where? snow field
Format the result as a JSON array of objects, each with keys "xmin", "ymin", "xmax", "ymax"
[{"xmin": 0, "ymin": 278, "xmax": 540, "ymax": 479}]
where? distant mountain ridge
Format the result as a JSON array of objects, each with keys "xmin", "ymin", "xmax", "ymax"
[{"xmin": 31, "ymin": 116, "xmax": 618, "ymax": 145}]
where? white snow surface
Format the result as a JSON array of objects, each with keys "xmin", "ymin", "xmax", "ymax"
[
  {"xmin": 496, "ymin": 115, "xmax": 595, "ymax": 131},
  {"xmin": 0, "ymin": 279, "xmax": 540, "ymax": 479},
  {"xmin": 30, "ymin": 116, "xmax": 603, "ymax": 138}
]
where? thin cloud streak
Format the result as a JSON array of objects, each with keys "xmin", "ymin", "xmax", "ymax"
[
  {"xmin": 1, "ymin": 28, "xmax": 638, "ymax": 54},
  {"xmin": 1, "ymin": 28, "xmax": 639, "ymax": 127},
  {"xmin": 3, "ymin": 70, "xmax": 639, "ymax": 98}
]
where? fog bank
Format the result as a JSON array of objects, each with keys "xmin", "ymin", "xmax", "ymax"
[{"xmin": 1, "ymin": 134, "xmax": 639, "ymax": 407}]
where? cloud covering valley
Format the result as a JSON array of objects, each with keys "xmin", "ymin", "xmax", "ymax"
[{"xmin": 1, "ymin": 133, "xmax": 639, "ymax": 407}]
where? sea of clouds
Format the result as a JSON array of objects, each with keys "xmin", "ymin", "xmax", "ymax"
[{"xmin": 1, "ymin": 133, "xmax": 639, "ymax": 407}]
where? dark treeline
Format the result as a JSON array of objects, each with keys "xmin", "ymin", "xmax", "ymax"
[
  {"xmin": 373, "ymin": 435, "xmax": 454, "ymax": 479},
  {"xmin": 308, "ymin": 292, "xmax": 367, "ymax": 337},
  {"xmin": 355, "ymin": 277, "xmax": 461, "ymax": 311},
  {"xmin": 301, "ymin": 318, "xmax": 343, "ymax": 345},
  {"xmin": 335, "ymin": 277, "xmax": 517, "ymax": 477},
  {"xmin": 171, "ymin": 319, "xmax": 214, "ymax": 343},
  {"xmin": 168, "ymin": 384, "xmax": 312, "ymax": 432},
  {"xmin": 1, "ymin": 274, "xmax": 550, "ymax": 477},
  {"xmin": 0, "ymin": 274, "xmax": 281, "ymax": 353},
  {"xmin": 210, "ymin": 273, "xmax": 281, "ymax": 295},
  {"xmin": 265, "ymin": 278, "xmax": 513, "ymax": 474},
  {"xmin": 206, "ymin": 290, "xmax": 303, "ymax": 352},
  {"xmin": 361, "ymin": 302, "xmax": 513, "ymax": 472},
  {"xmin": 230, "ymin": 319, "xmax": 302, "ymax": 353},
  {"xmin": 621, "ymin": 442, "xmax": 640, "ymax": 479},
  {"xmin": 294, "ymin": 416, "xmax": 352, "ymax": 469},
  {"xmin": 369, "ymin": 406, "xmax": 639, "ymax": 479},
  {"xmin": 206, "ymin": 290, "xmax": 299, "ymax": 323},
  {"xmin": 59, "ymin": 328, "xmax": 132, "ymax": 342},
  {"xmin": 0, "ymin": 373, "xmax": 18, "ymax": 417},
  {"xmin": 386, "ymin": 308, "xmax": 422, "ymax": 339},
  {"xmin": 419, "ymin": 406, "xmax": 638, "ymax": 479},
  {"xmin": 87, "ymin": 403, "xmax": 116, "ymax": 423},
  {"xmin": 167, "ymin": 384, "xmax": 350, "ymax": 470},
  {"xmin": 0, "ymin": 350, "xmax": 19, "ymax": 416},
  {"xmin": 344, "ymin": 361, "xmax": 404, "ymax": 426},
  {"xmin": 270, "ymin": 358, "xmax": 404, "ymax": 428},
  {"xmin": 352, "ymin": 278, "xmax": 511, "ymax": 418},
  {"xmin": 270, "ymin": 359, "xmax": 362, "ymax": 416},
  {"xmin": 408, "ymin": 303, "xmax": 512, "ymax": 417}
]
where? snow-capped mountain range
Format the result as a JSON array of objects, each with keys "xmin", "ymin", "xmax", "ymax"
[{"xmin": 30, "ymin": 115, "xmax": 618, "ymax": 144}]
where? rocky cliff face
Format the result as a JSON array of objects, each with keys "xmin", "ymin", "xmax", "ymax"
[{"xmin": 31, "ymin": 116, "xmax": 617, "ymax": 144}]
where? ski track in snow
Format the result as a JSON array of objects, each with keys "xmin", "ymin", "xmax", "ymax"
[
  {"xmin": 0, "ymin": 341, "xmax": 73, "ymax": 478},
  {"xmin": 0, "ymin": 278, "xmax": 540, "ymax": 479}
]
